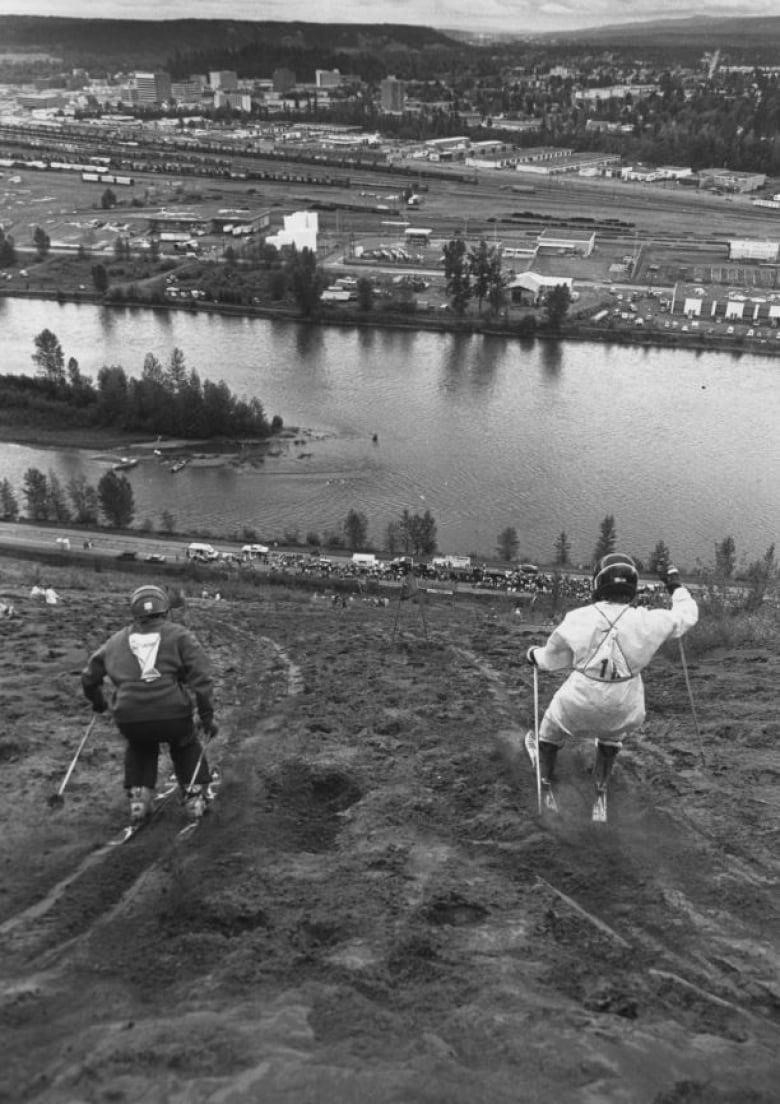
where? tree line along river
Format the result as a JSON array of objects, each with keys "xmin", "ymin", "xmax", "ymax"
[{"xmin": 0, "ymin": 296, "xmax": 778, "ymax": 570}]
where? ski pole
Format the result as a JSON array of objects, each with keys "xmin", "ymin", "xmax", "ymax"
[
  {"xmin": 533, "ymin": 664, "xmax": 542, "ymax": 816},
  {"xmin": 182, "ymin": 722, "xmax": 214, "ymax": 799},
  {"xmin": 48, "ymin": 715, "xmax": 97, "ymax": 808},
  {"xmin": 678, "ymin": 639, "xmax": 705, "ymax": 768}
]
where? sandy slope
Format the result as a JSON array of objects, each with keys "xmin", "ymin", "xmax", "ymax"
[{"xmin": 0, "ymin": 563, "xmax": 777, "ymax": 1104}]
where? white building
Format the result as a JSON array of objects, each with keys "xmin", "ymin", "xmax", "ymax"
[
  {"xmin": 729, "ymin": 239, "xmax": 779, "ymax": 262},
  {"xmin": 508, "ymin": 272, "xmax": 574, "ymax": 303},
  {"xmin": 315, "ymin": 69, "xmax": 342, "ymax": 88},
  {"xmin": 266, "ymin": 210, "xmax": 318, "ymax": 253}
]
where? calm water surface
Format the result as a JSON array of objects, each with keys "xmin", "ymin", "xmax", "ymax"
[{"xmin": 1, "ymin": 297, "xmax": 777, "ymax": 567}]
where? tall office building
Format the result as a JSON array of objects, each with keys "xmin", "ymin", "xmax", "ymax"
[
  {"xmin": 380, "ymin": 76, "xmax": 405, "ymax": 113},
  {"xmin": 209, "ymin": 70, "xmax": 238, "ymax": 91},
  {"xmin": 315, "ymin": 69, "xmax": 342, "ymax": 88},
  {"xmin": 134, "ymin": 70, "xmax": 172, "ymax": 106}
]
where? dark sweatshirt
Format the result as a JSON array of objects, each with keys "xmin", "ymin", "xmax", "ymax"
[{"xmin": 82, "ymin": 617, "xmax": 214, "ymax": 725}]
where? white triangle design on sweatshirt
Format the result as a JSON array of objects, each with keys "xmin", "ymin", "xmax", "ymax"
[{"xmin": 128, "ymin": 631, "xmax": 162, "ymax": 681}]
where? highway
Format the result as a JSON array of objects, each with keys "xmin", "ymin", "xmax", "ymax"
[{"xmin": 0, "ymin": 521, "xmax": 219, "ymax": 566}]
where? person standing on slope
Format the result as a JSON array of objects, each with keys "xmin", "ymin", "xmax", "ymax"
[
  {"xmin": 525, "ymin": 554, "xmax": 698, "ymax": 819},
  {"xmin": 81, "ymin": 584, "xmax": 218, "ymax": 825}
]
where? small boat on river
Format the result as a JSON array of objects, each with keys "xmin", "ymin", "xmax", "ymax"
[{"xmin": 113, "ymin": 457, "xmax": 139, "ymax": 471}]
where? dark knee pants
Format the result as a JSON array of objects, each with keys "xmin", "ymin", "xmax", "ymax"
[{"xmin": 118, "ymin": 716, "xmax": 210, "ymax": 790}]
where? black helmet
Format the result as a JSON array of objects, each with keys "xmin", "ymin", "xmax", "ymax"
[
  {"xmin": 593, "ymin": 553, "xmax": 638, "ymax": 602},
  {"xmin": 130, "ymin": 584, "xmax": 170, "ymax": 620}
]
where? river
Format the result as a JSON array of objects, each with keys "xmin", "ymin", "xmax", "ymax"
[{"xmin": 0, "ymin": 297, "xmax": 777, "ymax": 568}]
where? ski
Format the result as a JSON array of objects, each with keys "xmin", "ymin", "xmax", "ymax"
[
  {"xmin": 592, "ymin": 785, "xmax": 608, "ymax": 823},
  {"xmin": 106, "ymin": 781, "xmax": 179, "ymax": 847}
]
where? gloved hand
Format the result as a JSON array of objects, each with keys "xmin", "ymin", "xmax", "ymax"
[
  {"xmin": 200, "ymin": 715, "xmax": 219, "ymax": 739},
  {"xmin": 659, "ymin": 565, "xmax": 681, "ymax": 594},
  {"xmin": 91, "ymin": 689, "xmax": 108, "ymax": 714},
  {"xmin": 526, "ymin": 646, "xmax": 538, "ymax": 667}
]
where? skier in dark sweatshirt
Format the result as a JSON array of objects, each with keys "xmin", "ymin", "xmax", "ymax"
[{"xmin": 82, "ymin": 584, "xmax": 218, "ymax": 824}]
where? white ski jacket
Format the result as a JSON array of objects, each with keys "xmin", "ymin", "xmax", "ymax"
[{"xmin": 532, "ymin": 587, "xmax": 698, "ymax": 739}]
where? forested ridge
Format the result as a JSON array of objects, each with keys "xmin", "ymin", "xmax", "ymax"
[{"xmin": 0, "ymin": 17, "xmax": 460, "ymax": 79}]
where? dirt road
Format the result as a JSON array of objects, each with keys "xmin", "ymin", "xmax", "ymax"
[{"xmin": 0, "ymin": 561, "xmax": 777, "ymax": 1103}]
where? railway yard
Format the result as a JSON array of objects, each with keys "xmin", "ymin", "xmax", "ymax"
[{"xmin": 3, "ymin": 119, "xmax": 780, "ymax": 344}]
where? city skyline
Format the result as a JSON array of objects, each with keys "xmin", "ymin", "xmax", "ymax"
[{"xmin": 0, "ymin": 0, "xmax": 774, "ymax": 36}]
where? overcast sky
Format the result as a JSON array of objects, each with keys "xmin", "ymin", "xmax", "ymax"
[{"xmin": 0, "ymin": 1, "xmax": 770, "ymax": 34}]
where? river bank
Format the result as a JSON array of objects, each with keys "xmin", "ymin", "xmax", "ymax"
[
  {"xmin": 1, "ymin": 284, "xmax": 776, "ymax": 358},
  {"xmin": 0, "ymin": 422, "xmax": 307, "ymax": 459}
]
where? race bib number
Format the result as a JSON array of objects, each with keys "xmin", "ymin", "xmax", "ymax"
[{"xmin": 579, "ymin": 627, "xmax": 635, "ymax": 682}]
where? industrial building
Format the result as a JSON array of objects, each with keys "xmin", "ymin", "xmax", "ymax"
[
  {"xmin": 537, "ymin": 229, "xmax": 596, "ymax": 257},
  {"xmin": 699, "ymin": 168, "xmax": 767, "ymax": 193},
  {"xmin": 671, "ymin": 282, "xmax": 780, "ymax": 323},
  {"xmin": 508, "ymin": 272, "xmax": 574, "ymax": 304},
  {"xmin": 728, "ymin": 240, "xmax": 780, "ymax": 263}
]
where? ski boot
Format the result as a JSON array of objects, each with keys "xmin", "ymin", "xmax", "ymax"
[
  {"xmin": 183, "ymin": 783, "xmax": 209, "ymax": 821},
  {"xmin": 128, "ymin": 785, "xmax": 154, "ymax": 825},
  {"xmin": 592, "ymin": 742, "xmax": 619, "ymax": 823},
  {"xmin": 526, "ymin": 732, "xmax": 560, "ymax": 814},
  {"xmin": 524, "ymin": 729, "xmax": 538, "ymax": 768},
  {"xmin": 592, "ymin": 784, "xmax": 608, "ymax": 823},
  {"xmin": 541, "ymin": 779, "xmax": 559, "ymax": 814}
]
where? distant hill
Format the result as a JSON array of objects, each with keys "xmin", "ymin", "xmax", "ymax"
[
  {"xmin": 0, "ymin": 17, "xmax": 461, "ymax": 77},
  {"xmin": 545, "ymin": 14, "xmax": 780, "ymax": 51}
]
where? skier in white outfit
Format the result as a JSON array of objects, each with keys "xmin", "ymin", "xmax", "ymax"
[{"xmin": 525, "ymin": 553, "xmax": 698, "ymax": 816}]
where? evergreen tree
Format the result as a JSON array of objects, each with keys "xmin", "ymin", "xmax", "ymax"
[
  {"xmin": 0, "ymin": 228, "xmax": 16, "ymax": 266},
  {"xmin": 356, "ymin": 276, "xmax": 374, "ymax": 311},
  {"xmin": 442, "ymin": 236, "xmax": 471, "ymax": 315},
  {"xmin": 287, "ymin": 246, "xmax": 325, "ymax": 317},
  {"xmin": 401, "ymin": 508, "xmax": 438, "ymax": 557},
  {"xmin": 468, "ymin": 239, "xmax": 493, "ymax": 314},
  {"xmin": 33, "ymin": 225, "xmax": 50, "ymax": 259},
  {"xmin": 159, "ymin": 510, "xmax": 177, "ymax": 534},
  {"xmin": 46, "ymin": 470, "xmax": 71, "ymax": 524},
  {"xmin": 745, "ymin": 543, "xmax": 777, "ymax": 608},
  {"xmin": 554, "ymin": 530, "xmax": 571, "ymax": 566},
  {"xmin": 544, "ymin": 284, "xmax": 572, "ymax": 330},
  {"xmin": 715, "ymin": 535, "xmax": 736, "ymax": 578},
  {"xmin": 593, "ymin": 514, "xmax": 617, "ymax": 564},
  {"xmin": 385, "ymin": 519, "xmax": 404, "ymax": 556},
  {"xmin": 343, "ymin": 508, "xmax": 369, "ymax": 551},
  {"xmin": 98, "ymin": 470, "xmax": 135, "ymax": 528},
  {"xmin": 32, "ymin": 329, "xmax": 66, "ymax": 389},
  {"xmin": 497, "ymin": 525, "xmax": 519, "ymax": 561},
  {"xmin": 166, "ymin": 347, "xmax": 188, "ymax": 394},
  {"xmin": 96, "ymin": 364, "xmax": 130, "ymax": 426},
  {"xmin": 67, "ymin": 474, "xmax": 100, "ymax": 525},
  {"xmin": 486, "ymin": 249, "xmax": 508, "ymax": 318},
  {"xmin": 0, "ymin": 478, "xmax": 19, "ymax": 521},
  {"xmin": 91, "ymin": 263, "xmax": 109, "ymax": 294},
  {"xmin": 178, "ymin": 368, "xmax": 206, "ymax": 437},
  {"xmin": 22, "ymin": 467, "xmax": 49, "ymax": 520}
]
